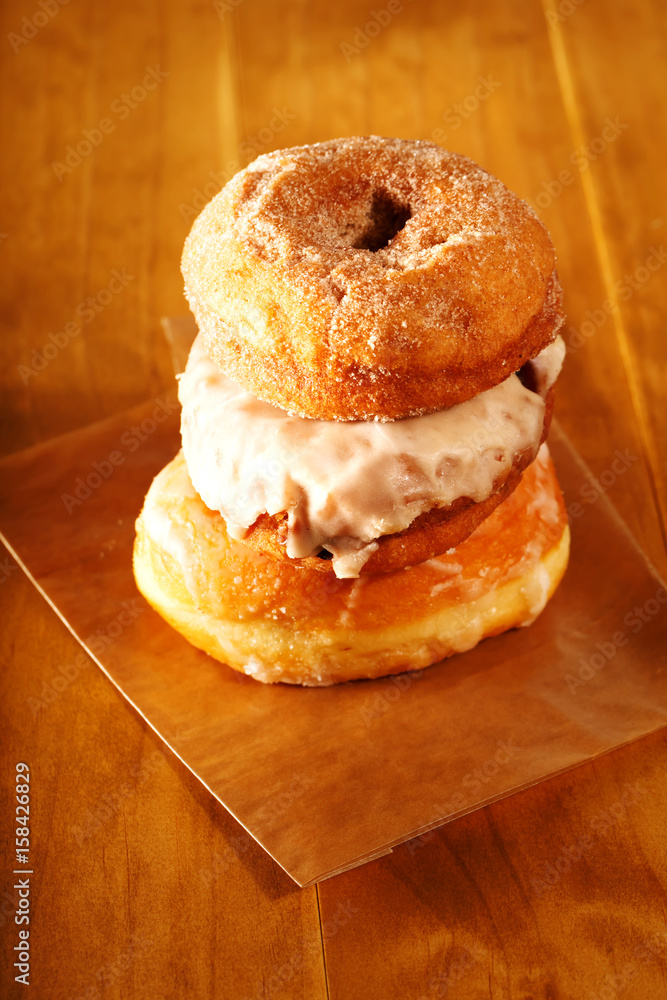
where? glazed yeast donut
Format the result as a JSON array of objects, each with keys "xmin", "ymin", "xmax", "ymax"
[
  {"xmin": 134, "ymin": 445, "xmax": 569, "ymax": 686},
  {"xmin": 179, "ymin": 330, "xmax": 564, "ymax": 577},
  {"xmin": 134, "ymin": 136, "xmax": 570, "ymax": 685},
  {"xmin": 182, "ymin": 137, "xmax": 564, "ymax": 422}
]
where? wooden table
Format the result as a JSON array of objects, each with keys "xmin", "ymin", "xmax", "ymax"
[{"xmin": 2, "ymin": 1, "xmax": 666, "ymax": 996}]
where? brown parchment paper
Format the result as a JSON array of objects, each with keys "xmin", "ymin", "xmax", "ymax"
[{"xmin": 1, "ymin": 317, "xmax": 666, "ymax": 887}]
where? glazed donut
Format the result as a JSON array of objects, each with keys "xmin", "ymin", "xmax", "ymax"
[
  {"xmin": 242, "ymin": 387, "xmax": 556, "ymax": 575},
  {"xmin": 133, "ymin": 445, "xmax": 570, "ymax": 686},
  {"xmin": 241, "ymin": 464, "xmax": 525, "ymax": 575},
  {"xmin": 179, "ymin": 331, "xmax": 563, "ymax": 577},
  {"xmin": 182, "ymin": 136, "xmax": 565, "ymax": 422}
]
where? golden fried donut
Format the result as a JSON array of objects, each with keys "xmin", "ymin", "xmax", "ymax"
[
  {"xmin": 133, "ymin": 445, "xmax": 570, "ymax": 686},
  {"xmin": 182, "ymin": 136, "xmax": 565, "ymax": 421},
  {"xmin": 179, "ymin": 325, "xmax": 563, "ymax": 578}
]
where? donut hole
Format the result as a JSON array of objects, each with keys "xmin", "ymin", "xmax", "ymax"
[{"xmin": 353, "ymin": 190, "xmax": 411, "ymax": 252}]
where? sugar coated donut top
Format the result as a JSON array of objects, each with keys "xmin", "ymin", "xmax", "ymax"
[{"xmin": 182, "ymin": 136, "xmax": 564, "ymax": 421}]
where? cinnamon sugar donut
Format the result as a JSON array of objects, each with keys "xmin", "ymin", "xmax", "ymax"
[
  {"xmin": 133, "ymin": 445, "xmax": 570, "ymax": 686},
  {"xmin": 182, "ymin": 136, "xmax": 565, "ymax": 422}
]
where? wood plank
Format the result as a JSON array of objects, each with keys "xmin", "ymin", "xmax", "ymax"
[
  {"xmin": 0, "ymin": 560, "xmax": 327, "ymax": 1000},
  {"xmin": 0, "ymin": 0, "xmax": 232, "ymax": 449},
  {"xmin": 321, "ymin": 727, "xmax": 667, "ymax": 999},
  {"xmin": 541, "ymin": 0, "xmax": 667, "ymax": 543},
  {"xmin": 0, "ymin": 1, "xmax": 328, "ymax": 997}
]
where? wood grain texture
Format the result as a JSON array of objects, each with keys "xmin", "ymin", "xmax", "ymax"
[
  {"xmin": 543, "ymin": 0, "xmax": 667, "ymax": 554},
  {"xmin": 0, "ymin": 563, "xmax": 328, "ymax": 1000},
  {"xmin": 1, "ymin": 0, "xmax": 666, "ymax": 998},
  {"xmin": 320, "ymin": 728, "xmax": 667, "ymax": 1000}
]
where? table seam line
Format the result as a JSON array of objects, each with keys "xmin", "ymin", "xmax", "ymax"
[{"xmin": 315, "ymin": 882, "xmax": 332, "ymax": 1000}]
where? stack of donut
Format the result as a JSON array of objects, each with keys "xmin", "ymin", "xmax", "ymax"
[{"xmin": 133, "ymin": 137, "xmax": 570, "ymax": 686}]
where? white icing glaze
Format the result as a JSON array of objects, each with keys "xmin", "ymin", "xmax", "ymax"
[
  {"xmin": 528, "ymin": 335, "xmax": 566, "ymax": 396},
  {"xmin": 179, "ymin": 334, "xmax": 564, "ymax": 579}
]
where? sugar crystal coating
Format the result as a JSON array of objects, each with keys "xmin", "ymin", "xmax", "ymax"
[{"xmin": 182, "ymin": 136, "xmax": 564, "ymax": 421}]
